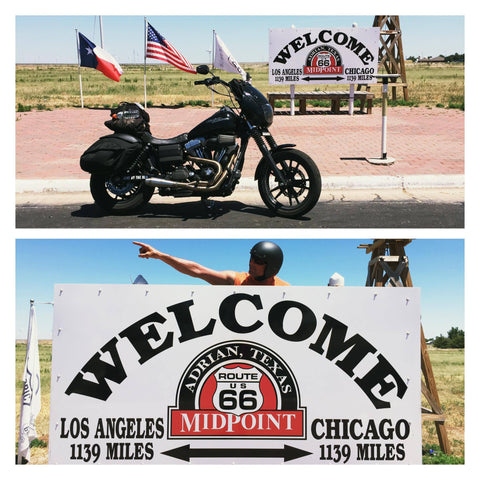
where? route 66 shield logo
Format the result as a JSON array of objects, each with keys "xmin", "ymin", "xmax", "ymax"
[
  {"xmin": 169, "ymin": 341, "xmax": 306, "ymax": 438},
  {"xmin": 212, "ymin": 366, "xmax": 264, "ymax": 416}
]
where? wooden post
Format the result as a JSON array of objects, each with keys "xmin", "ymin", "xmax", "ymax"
[{"xmin": 358, "ymin": 239, "xmax": 451, "ymax": 454}]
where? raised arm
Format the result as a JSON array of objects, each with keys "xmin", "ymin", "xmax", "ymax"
[{"xmin": 133, "ymin": 241, "xmax": 236, "ymax": 285}]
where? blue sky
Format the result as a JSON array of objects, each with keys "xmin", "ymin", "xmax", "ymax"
[
  {"xmin": 15, "ymin": 238, "xmax": 464, "ymax": 340},
  {"xmin": 15, "ymin": 14, "xmax": 465, "ymax": 64}
]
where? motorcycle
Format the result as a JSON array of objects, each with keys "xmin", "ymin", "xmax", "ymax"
[{"xmin": 80, "ymin": 65, "xmax": 322, "ymax": 218}]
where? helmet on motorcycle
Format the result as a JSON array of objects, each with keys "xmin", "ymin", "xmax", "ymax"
[{"xmin": 250, "ymin": 241, "xmax": 284, "ymax": 280}]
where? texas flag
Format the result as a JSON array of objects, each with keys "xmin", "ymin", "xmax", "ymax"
[{"xmin": 78, "ymin": 32, "xmax": 123, "ymax": 82}]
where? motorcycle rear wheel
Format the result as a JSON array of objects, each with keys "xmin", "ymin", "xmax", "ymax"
[
  {"xmin": 257, "ymin": 149, "xmax": 321, "ymax": 218},
  {"xmin": 90, "ymin": 174, "xmax": 155, "ymax": 214}
]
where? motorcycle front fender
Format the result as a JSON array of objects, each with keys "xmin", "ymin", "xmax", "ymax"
[
  {"xmin": 272, "ymin": 143, "xmax": 296, "ymax": 151},
  {"xmin": 254, "ymin": 145, "xmax": 295, "ymax": 181}
]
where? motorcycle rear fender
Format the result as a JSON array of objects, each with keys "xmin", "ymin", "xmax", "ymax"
[{"xmin": 254, "ymin": 145, "xmax": 296, "ymax": 180}]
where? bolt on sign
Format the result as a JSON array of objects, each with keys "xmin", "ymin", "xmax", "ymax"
[
  {"xmin": 49, "ymin": 285, "xmax": 421, "ymax": 464},
  {"xmin": 269, "ymin": 27, "xmax": 380, "ymax": 85}
]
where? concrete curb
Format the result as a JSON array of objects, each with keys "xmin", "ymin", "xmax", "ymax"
[{"xmin": 16, "ymin": 174, "xmax": 465, "ymax": 194}]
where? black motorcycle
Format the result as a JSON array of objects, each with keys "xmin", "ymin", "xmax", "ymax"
[{"xmin": 80, "ymin": 65, "xmax": 321, "ymax": 218}]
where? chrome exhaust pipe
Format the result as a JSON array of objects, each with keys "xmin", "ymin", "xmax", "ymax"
[
  {"xmin": 144, "ymin": 178, "xmax": 197, "ymax": 189},
  {"xmin": 144, "ymin": 175, "xmax": 227, "ymax": 194},
  {"xmin": 143, "ymin": 153, "xmax": 235, "ymax": 193}
]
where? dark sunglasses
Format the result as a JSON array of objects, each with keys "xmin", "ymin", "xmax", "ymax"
[{"xmin": 250, "ymin": 255, "xmax": 266, "ymax": 265}]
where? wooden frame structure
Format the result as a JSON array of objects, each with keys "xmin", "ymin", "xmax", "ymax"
[
  {"xmin": 358, "ymin": 16, "xmax": 409, "ymax": 101},
  {"xmin": 358, "ymin": 239, "xmax": 451, "ymax": 454},
  {"xmin": 373, "ymin": 16, "xmax": 409, "ymax": 101}
]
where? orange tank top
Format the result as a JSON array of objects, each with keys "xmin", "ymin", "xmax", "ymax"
[{"xmin": 234, "ymin": 272, "xmax": 290, "ymax": 286}]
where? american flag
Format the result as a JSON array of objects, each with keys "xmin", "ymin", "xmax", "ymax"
[{"xmin": 146, "ymin": 23, "xmax": 196, "ymax": 74}]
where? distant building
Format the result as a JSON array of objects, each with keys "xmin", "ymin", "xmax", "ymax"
[{"xmin": 417, "ymin": 56, "xmax": 445, "ymax": 63}]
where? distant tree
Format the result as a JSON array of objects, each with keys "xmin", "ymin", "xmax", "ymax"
[
  {"xmin": 432, "ymin": 327, "xmax": 464, "ymax": 348},
  {"xmin": 443, "ymin": 53, "xmax": 464, "ymax": 62},
  {"xmin": 447, "ymin": 327, "xmax": 464, "ymax": 348},
  {"xmin": 433, "ymin": 334, "xmax": 450, "ymax": 349}
]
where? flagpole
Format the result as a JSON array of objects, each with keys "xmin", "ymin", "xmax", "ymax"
[
  {"xmin": 75, "ymin": 29, "xmax": 84, "ymax": 108},
  {"xmin": 212, "ymin": 30, "xmax": 215, "ymax": 70},
  {"xmin": 144, "ymin": 17, "xmax": 147, "ymax": 108},
  {"xmin": 99, "ymin": 15, "xmax": 104, "ymax": 48},
  {"xmin": 211, "ymin": 30, "xmax": 215, "ymax": 107}
]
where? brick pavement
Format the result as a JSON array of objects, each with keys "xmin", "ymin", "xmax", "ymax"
[{"xmin": 15, "ymin": 106, "xmax": 464, "ymax": 182}]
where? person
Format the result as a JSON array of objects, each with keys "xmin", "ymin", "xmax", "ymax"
[
  {"xmin": 328, "ymin": 272, "xmax": 344, "ymax": 287},
  {"xmin": 133, "ymin": 240, "xmax": 289, "ymax": 286}
]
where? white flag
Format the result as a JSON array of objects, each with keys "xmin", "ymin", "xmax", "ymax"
[
  {"xmin": 213, "ymin": 32, "xmax": 247, "ymax": 80},
  {"xmin": 18, "ymin": 303, "xmax": 41, "ymax": 463}
]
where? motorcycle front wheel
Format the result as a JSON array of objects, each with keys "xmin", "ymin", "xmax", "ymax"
[
  {"xmin": 257, "ymin": 149, "xmax": 322, "ymax": 218},
  {"xmin": 90, "ymin": 174, "xmax": 155, "ymax": 214}
]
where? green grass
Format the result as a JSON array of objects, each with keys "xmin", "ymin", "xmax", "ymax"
[
  {"xmin": 15, "ymin": 62, "xmax": 464, "ymax": 111},
  {"xmin": 421, "ymin": 348, "xmax": 464, "ymax": 463},
  {"xmin": 422, "ymin": 444, "xmax": 464, "ymax": 465}
]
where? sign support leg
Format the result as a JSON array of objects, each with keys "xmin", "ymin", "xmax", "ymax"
[
  {"xmin": 368, "ymin": 76, "xmax": 396, "ymax": 165},
  {"xmin": 290, "ymin": 84, "xmax": 295, "ymax": 116},
  {"xmin": 349, "ymin": 84, "xmax": 354, "ymax": 115}
]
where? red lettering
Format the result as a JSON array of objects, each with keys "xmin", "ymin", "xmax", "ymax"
[{"xmin": 170, "ymin": 410, "xmax": 304, "ymax": 437}]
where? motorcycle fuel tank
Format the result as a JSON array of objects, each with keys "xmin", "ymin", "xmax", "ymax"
[{"xmin": 188, "ymin": 107, "xmax": 238, "ymax": 139}]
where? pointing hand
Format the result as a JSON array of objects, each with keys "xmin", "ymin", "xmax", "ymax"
[{"xmin": 133, "ymin": 241, "xmax": 158, "ymax": 259}]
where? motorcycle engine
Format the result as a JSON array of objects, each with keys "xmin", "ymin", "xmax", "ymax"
[
  {"xmin": 185, "ymin": 137, "xmax": 208, "ymax": 159},
  {"xmin": 153, "ymin": 135, "xmax": 238, "ymax": 184},
  {"xmin": 184, "ymin": 135, "xmax": 238, "ymax": 179}
]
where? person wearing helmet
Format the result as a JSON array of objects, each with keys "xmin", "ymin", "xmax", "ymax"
[
  {"xmin": 235, "ymin": 241, "xmax": 288, "ymax": 285},
  {"xmin": 132, "ymin": 240, "xmax": 289, "ymax": 286}
]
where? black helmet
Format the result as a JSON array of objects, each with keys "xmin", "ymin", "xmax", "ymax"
[{"xmin": 250, "ymin": 241, "xmax": 284, "ymax": 280}]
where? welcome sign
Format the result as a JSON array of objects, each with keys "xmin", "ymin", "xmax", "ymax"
[
  {"xmin": 269, "ymin": 27, "xmax": 379, "ymax": 85},
  {"xmin": 49, "ymin": 284, "xmax": 421, "ymax": 464}
]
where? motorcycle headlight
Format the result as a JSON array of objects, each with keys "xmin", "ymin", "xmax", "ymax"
[{"xmin": 262, "ymin": 104, "xmax": 274, "ymax": 127}]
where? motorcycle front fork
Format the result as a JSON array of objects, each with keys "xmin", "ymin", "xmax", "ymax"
[{"xmin": 249, "ymin": 126, "xmax": 286, "ymax": 184}]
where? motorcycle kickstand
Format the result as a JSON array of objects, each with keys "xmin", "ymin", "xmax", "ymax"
[{"xmin": 201, "ymin": 197, "xmax": 217, "ymax": 216}]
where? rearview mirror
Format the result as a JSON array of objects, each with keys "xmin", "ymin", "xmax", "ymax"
[{"xmin": 196, "ymin": 65, "xmax": 210, "ymax": 75}]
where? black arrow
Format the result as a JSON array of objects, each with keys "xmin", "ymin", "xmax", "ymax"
[
  {"xmin": 302, "ymin": 76, "xmax": 344, "ymax": 82},
  {"xmin": 162, "ymin": 444, "xmax": 312, "ymax": 462}
]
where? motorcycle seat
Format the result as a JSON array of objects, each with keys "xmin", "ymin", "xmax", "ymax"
[{"xmin": 143, "ymin": 132, "xmax": 188, "ymax": 146}]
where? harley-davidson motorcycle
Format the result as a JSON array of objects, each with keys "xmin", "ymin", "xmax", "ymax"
[{"xmin": 80, "ymin": 65, "xmax": 321, "ymax": 218}]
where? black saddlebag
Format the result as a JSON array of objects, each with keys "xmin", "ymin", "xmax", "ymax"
[{"xmin": 80, "ymin": 134, "xmax": 143, "ymax": 175}]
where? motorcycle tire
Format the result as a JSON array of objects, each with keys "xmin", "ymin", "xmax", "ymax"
[
  {"xmin": 90, "ymin": 174, "xmax": 155, "ymax": 214},
  {"xmin": 257, "ymin": 148, "xmax": 321, "ymax": 218}
]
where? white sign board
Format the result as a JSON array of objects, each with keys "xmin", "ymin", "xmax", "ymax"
[
  {"xmin": 49, "ymin": 284, "xmax": 421, "ymax": 464},
  {"xmin": 269, "ymin": 27, "xmax": 379, "ymax": 85}
]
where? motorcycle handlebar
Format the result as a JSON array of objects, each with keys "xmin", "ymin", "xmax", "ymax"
[{"xmin": 194, "ymin": 76, "xmax": 227, "ymax": 87}]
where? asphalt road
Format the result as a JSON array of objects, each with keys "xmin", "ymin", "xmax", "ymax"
[{"xmin": 16, "ymin": 192, "xmax": 464, "ymax": 229}]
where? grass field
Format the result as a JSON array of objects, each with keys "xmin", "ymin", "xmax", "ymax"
[
  {"xmin": 15, "ymin": 62, "xmax": 464, "ymax": 111},
  {"xmin": 15, "ymin": 342, "xmax": 465, "ymax": 465}
]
